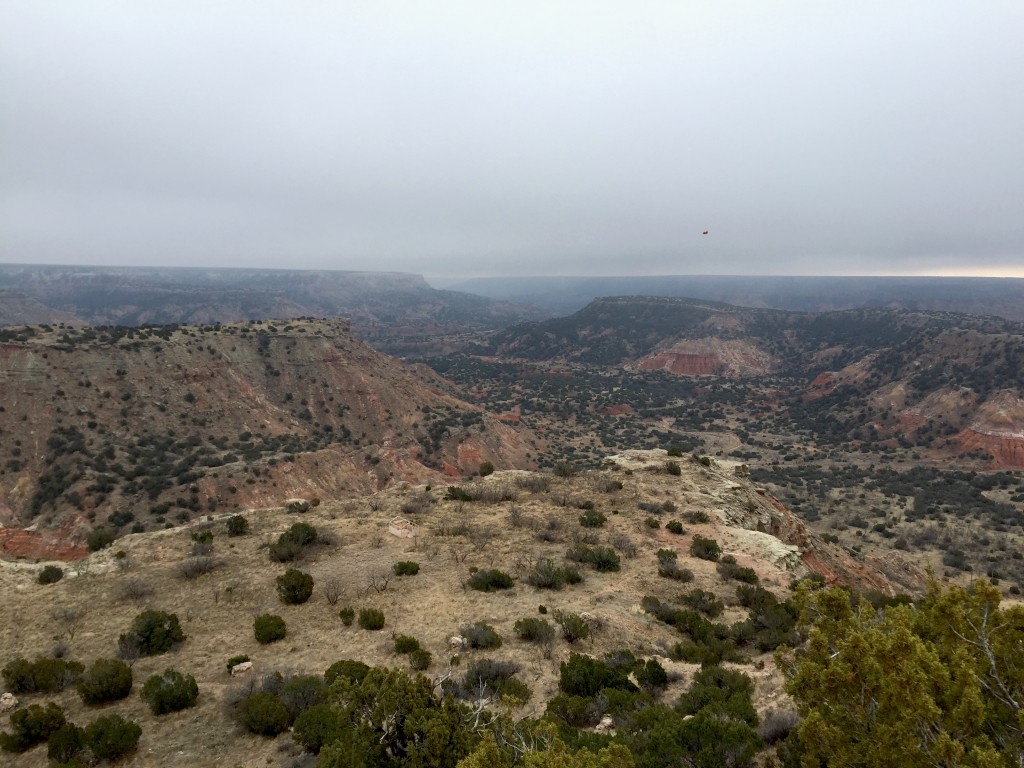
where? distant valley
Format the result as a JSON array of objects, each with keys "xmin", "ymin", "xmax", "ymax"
[
  {"xmin": 0, "ymin": 264, "xmax": 546, "ymax": 349},
  {"xmin": 422, "ymin": 296, "xmax": 1024, "ymax": 586},
  {"xmin": 446, "ymin": 274, "xmax": 1024, "ymax": 321}
]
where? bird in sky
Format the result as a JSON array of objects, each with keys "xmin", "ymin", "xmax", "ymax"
[{"xmin": 702, "ymin": 230, "xmax": 709, "ymax": 235}]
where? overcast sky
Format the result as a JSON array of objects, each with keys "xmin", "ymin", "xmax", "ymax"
[{"xmin": 1, "ymin": 2, "xmax": 1022, "ymax": 278}]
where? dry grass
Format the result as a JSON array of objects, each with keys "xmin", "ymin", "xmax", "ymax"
[{"xmin": 0, "ymin": 456, "xmax": 804, "ymax": 767}]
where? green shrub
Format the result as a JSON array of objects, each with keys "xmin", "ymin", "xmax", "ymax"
[
  {"xmin": 462, "ymin": 659, "xmax": 522, "ymax": 698},
  {"xmin": 686, "ymin": 510, "xmax": 711, "ymax": 524},
  {"xmin": 645, "ymin": 516, "xmax": 661, "ymax": 529},
  {"xmin": 656, "ymin": 548, "xmax": 692, "ymax": 581},
  {"xmin": 467, "ymin": 568, "xmax": 514, "ymax": 591},
  {"xmin": 566, "ymin": 543, "xmax": 593, "ymax": 563},
  {"xmin": 1, "ymin": 656, "xmax": 83, "ymax": 693},
  {"xmin": 277, "ymin": 568, "xmax": 314, "ymax": 604},
  {"xmin": 559, "ymin": 653, "xmax": 636, "ymax": 697},
  {"xmin": 324, "ymin": 659, "xmax": 370, "ymax": 686},
  {"xmin": 669, "ymin": 635, "xmax": 745, "ymax": 666},
  {"xmin": 552, "ymin": 461, "xmax": 576, "ymax": 478},
  {"xmin": 460, "ymin": 622, "xmax": 502, "ymax": 649},
  {"xmin": 293, "ymin": 704, "xmax": 344, "ymax": 754},
  {"xmin": 682, "ymin": 589, "xmax": 725, "ymax": 618},
  {"xmin": 338, "ymin": 606, "xmax": 355, "ymax": 626},
  {"xmin": 393, "ymin": 560, "xmax": 420, "ymax": 576},
  {"xmin": 191, "ymin": 529, "xmax": 214, "ymax": 546},
  {"xmin": 268, "ymin": 538, "xmax": 303, "ymax": 563},
  {"xmin": 409, "ymin": 649, "xmax": 432, "ymax": 671},
  {"xmin": 84, "ymin": 713, "xmax": 142, "ymax": 760},
  {"xmin": 546, "ymin": 694, "xmax": 602, "ymax": 727},
  {"xmin": 239, "ymin": 692, "xmax": 292, "ymax": 736},
  {"xmin": 677, "ymin": 665, "xmax": 757, "ymax": 724},
  {"xmin": 636, "ymin": 658, "xmax": 669, "ymax": 691},
  {"xmin": 226, "ymin": 514, "xmax": 249, "ymax": 536},
  {"xmin": 0, "ymin": 702, "xmax": 66, "ymax": 753},
  {"xmin": 579, "ymin": 509, "xmax": 607, "ymax": 528},
  {"xmin": 284, "ymin": 522, "xmax": 317, "ymax": 546},
  {"xmin": 226, "ymin": 654, "xmax": 250, "ymax": 672},
  {"xmin": 568, "ymin": 544, "xmax": 620, "ymax": 572},
  {"xmin": 254, "ymin": 613, "xmax": 287, "ymax": 644},
  {"xmin": 586, "ymin": 546, "xmax": 621, "ymax": 572},
  {"xmin": 77, "ymin": 658, "xmax": 133, "ymax": 705},
  {"xmin": 690, "ymin": 534, "xmax": 722, "ymax": 562},
  {"xmin": 141, "ymin": 668, "xmax": 199, "ymax": 715},
  {"xmin": 718, "ymin": 559, "xmax": 759, "ymax": 584},
  {"xmin": 666, "ymin": 520, "xmax": 684, "ymax": 535},
  {"xmin": 514, "ymin": 617, "xmax": 555, "ymax": 645},
  {"xmin": 38, "ymin": 564, "xmax": 64, "ymax": 584},
  {"xmin": 394, "ymin": 635, "xmax": 421, "ymax": 654},
  {"xmin": 47, "ymin": 722, "xmax": 84, "ymax": 763},
  {"xmin": 1, "ymin": 657, "xmax": 35, "ymax": 693},
  {"xmin": 358, "ymin": 608, "xmax": 385, "ymax": 630},
  {"xmin": 478, "ymin": 461, "xmax": 494, "ymax": 477},
  {"xmin": 526, "ymin": 558, "xmax": 582, "ymax": 590},
  {"xmin": 86, "ymin": 527, "xmax": 115, "ymax": 552},
  {"xmin": 554, "ymin": 611, "xmax": 590, "ymax": 644},
  {"xmin": 667, "ymin": 446, "xmax": 684, "ymax": 457},
  {"xmin": 122, "ymin": 610, "xmax": 185, "ymax": 656},
  {"xmin": 269, "ymin": 522, "xmax": 317, "ymax": 561},
  {"xmin": 280, "ymin": 675, "xmax": 326, "ymax": 718},
  {"xmin": 445, "ymin": 486, "xmax": 472, "ymax": 502},
  {"xmin": 666, "ymin": 461, "xmax": 682, "ymax": 476}
]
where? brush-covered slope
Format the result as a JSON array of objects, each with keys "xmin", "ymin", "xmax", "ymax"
[
  {"xmin": 491, "ymin": 296, "xmax": 1024, "ymax": 466},
  {"xmin": 0, "ymin": 318, "xmax": 535, "ymax": 553},
  {"xmin": 0, "ymin": 454, "xmax": 925, "ymax": 767}
]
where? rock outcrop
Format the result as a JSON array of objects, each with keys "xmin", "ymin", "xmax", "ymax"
[
  {"xmin": 956, "ymin": 391, "xmax": 1024, "ymax": 468},
  {"xmin": 636, "ymin": 338, "xmax": 777, "ymax": 378}
]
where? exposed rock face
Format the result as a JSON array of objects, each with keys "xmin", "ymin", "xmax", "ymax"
[
  {"xmin": 0, "ymin": 516, "xmax": 90, "ymax": 561},
  {"xmin": 597, "ymin": 404, "xmax": 634, "ymax": 416},
  {"xmin": 752, "ymin": 491, "xmax": 928, "ymax": 596},
  {"xmin": 608, "ymin": 449, "xmax": 928, "ymax": 596},
  {"xmin": 957, "ymin": 391, "xmax": 1024, "ymax": 468},
  {"xmin": 636, "ymin": 338, "xmax": 777, "ymax": 377},
  {"xmin": 806, "ymin": 371, "xmax": 837, "ymax": 399}
]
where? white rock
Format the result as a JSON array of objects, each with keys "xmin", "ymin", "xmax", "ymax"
[
  {"xmin": 0, "ymin": 692, "xmax": 17, "ymax": 713},
  {"xmin": 594, "ymin": 715, "xmax": 615, "ymax": 734},
  {"xmin": 449, "ymin": 636, "xmax": 468, "ymax": 651},
  {"xmin": 230, "ymin": 661, "xmax": 253, "ymax": 676}
]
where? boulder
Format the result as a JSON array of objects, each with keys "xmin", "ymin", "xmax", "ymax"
[
  {"xmin": 0, "ymin": 692, "xmax": 17, "ymax": 713},
  {"xmin": 229, "ymin": 661, "xmax": 253, "ymax": 676}
]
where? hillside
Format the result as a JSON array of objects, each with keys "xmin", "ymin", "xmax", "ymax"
[
  {"xmin": 486, "ymin": 296, "xmax": 1024, "ymax": 468},
  {"xmin": 0, "ymin": 265, "xmax": 545, "ymax": 348},
  {"xmin": 0, "ymin": 453, "xmax": 927, "ymax": 767},
  {"xmin": 0, "ymin": 318, "xmax": 536, "ymax": 556}
]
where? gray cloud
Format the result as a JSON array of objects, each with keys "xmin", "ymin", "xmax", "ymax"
[{"xmin": 2, "ymin": 1, "xmax": 1022, "ymax": 277}]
